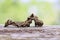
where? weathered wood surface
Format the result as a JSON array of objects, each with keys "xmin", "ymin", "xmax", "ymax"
[{"xmin": 0, "ymin": 25, "xmax": 60, "ymax": 40}]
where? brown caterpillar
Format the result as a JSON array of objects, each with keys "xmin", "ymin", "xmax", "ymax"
[
  {"xmin": 28, "ymin": 13, "xmax": 44, "ymax": 27},
  {"xmin": 4, "ymin": 18, "xmax": 32, "ymax": 27}
]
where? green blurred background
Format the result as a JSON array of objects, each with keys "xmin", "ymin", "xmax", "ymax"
[{"xmin": 0, "ymin": 0, "xmax": 59, "ymax": 25}]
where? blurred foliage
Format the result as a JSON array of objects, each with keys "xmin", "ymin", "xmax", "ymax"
[{"xmin": 0, "ymin": 0, "xmax": 59, "ymax": 25}]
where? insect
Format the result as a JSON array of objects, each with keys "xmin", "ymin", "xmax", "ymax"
[
  {"xmin": 4, "ymin": 18, "xmax": 32, "ymax": 27},
  {"xmin": 28, "ymin": 13, "xmax": 44, "ymax": 27}
]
